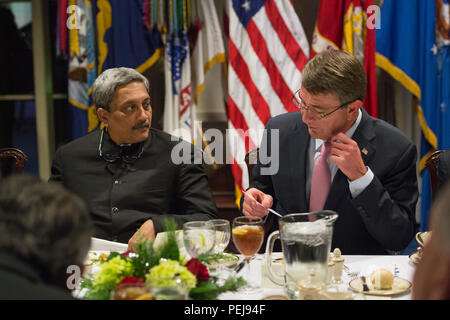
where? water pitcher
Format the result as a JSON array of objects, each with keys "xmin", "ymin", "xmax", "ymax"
[{"xmin": 265, "ymin": 211, "xmax": 338, "ymax": 299}]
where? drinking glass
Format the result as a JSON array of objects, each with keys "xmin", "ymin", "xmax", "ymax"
[
  {"xmin": 110, "ymin": 283, "xmax": 152, "ymax": 300},
  {"xmin": 207, "ymin": 219, "xmax": 232, "ymax": 281},
  {"xmin": 232, "ymin": 216, "xmax": 265, "ymax": 294},
  {"xmin": 150, "ymin": 279, "xmax": 189, "ymax": 300},
  {"xmin": 211, "ymin": 219, "xmax": 231, "ymax": 254},
  {"xmin": 182, "ymin": 221, "xmax": 216, "ymax": 258}
]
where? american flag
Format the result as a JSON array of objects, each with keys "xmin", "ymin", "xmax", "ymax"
[{"xmin": 226, "ymin": 0, "xmax": 309, "ymax": 200}]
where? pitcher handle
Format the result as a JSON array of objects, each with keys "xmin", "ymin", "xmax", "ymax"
[{"xmin": 264, "ymin": 230, "xmax": 284, "ymax": 286}]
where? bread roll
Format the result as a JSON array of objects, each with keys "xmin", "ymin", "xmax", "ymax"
[{"xmin": 370, "ymin": 268, "xmax": 394, "ymax": 290}]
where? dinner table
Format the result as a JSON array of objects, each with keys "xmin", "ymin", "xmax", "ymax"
[
  {"xmin": 219, "ymin": 253, "xmax": 415, "ymax": 300},
  {"xmin": 83, "ymin": 237, "xmax": 417, "ymax": 300}
]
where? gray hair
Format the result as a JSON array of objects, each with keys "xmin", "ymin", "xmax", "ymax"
[
  {"xmin": 301, "ymin": 50, "xmax": 366, "ymax": 104},
  {"xmin": 0, "ymin": 175, "xmax": 93, "ymax": 285},
  {"xmin": 92, "ymin": 67, "xmax": 150, "ymax": 110}
]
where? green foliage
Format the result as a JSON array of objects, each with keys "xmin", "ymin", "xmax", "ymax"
[
  {"xmin": 80, "ymin": 278, "xmax": 116, "ymax": 300},
  {"xmin": 197, "ymin": 252, "xmax": 239, "ymax": 265},
  {"xmin": 162, "ymin": 218, "xmax": 179, "ymax": 232},
  {"xmin": 131, "ymin": 240, "xmax": 157, "ymax": 279},
  {"xmin": 81, "ymin": 218, "xmax": 246, "ymax": 300},
  {"xmin": 189, "ymin": 276, "xmax": 246, "ymax": 300},
  {"xmin": 106, "ymin": 251, "xmax": 124, "ymax": 262},
  {"xmin": 130, "ymin": 218, "xmax": 181, "ymax": 278},
  {"xmin": 158, "ymin": 219, "xmax": 180, "ymax": 262}
]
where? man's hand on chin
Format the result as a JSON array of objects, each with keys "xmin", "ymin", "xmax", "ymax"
[
  {"xmin": 330, "ymin": 132, "xmax": 367, "ymax": 181},
  {"xmin": 128, "ymin": 219, "xmax": 156, "ymax": 252}
]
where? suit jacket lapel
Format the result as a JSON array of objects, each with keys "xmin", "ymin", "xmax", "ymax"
[
  {"xmin": 352, "ymin": 109, "xmax": 376, "ymax": 165},
  {"xmin": 324, "ymin": 109, "xmax": 376, "ymax": 209}
]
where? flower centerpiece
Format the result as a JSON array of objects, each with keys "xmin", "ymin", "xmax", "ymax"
[{"xmin": 80, "ymin": 219, "xmax": 246, "ymax": 300}]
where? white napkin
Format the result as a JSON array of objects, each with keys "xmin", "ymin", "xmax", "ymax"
[
  {"xmin": 89, "ymin": 237, "xmax": 128, "ymax": 252},
  {"xmin": 153, "ymin": 230, "xmax": 189, "ymax": 258}
]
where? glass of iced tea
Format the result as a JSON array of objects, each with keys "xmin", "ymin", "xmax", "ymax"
[{"xmin": 232, "ymin": 216, "xmax": 264, "ymax": 294}]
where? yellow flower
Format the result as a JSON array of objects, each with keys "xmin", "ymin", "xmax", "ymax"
[
  {"xmin": 93, "ymin": 256, "xmax": 133, "ymax": 285},
  {"xmin": 146, "ymin": 259, "xmax": 196, "ymax": 290}
]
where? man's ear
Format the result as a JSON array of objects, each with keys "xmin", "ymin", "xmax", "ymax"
[
  {"xmin": 97, "ymin": 108, "xmax": 109, "ymax": 127},
  {"xmin": 346, "ymin": 100, "xmax": 361, "ymax": 120}
]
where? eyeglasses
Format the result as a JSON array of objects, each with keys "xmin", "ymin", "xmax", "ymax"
[
  {"xmin": 291, "ymin": 89, "xmax": 358, "ymax": 120},
  {"xmin": 98, "ymin": 129, "xmax": 144, "ymax": 164}
]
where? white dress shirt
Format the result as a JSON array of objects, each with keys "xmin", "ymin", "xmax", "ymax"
[{"xmin": 306, "ymin": 109, "xmax": 374, "ymax": 202}]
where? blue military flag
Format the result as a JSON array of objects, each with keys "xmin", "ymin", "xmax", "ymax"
[
  {"xmin": 66, "ymin": 0, "xmax": 163, "ymax": 140},
  {"xmin": 376, "ymin": 0, "xmax": 450, "ymax": 230},
  {"xmin": 67, "ymin": 0, "xmax": 98, "ymax": 139},
  {"xmin": 96, "ymin": 0, "xmax": 163, "ymax": 73}
]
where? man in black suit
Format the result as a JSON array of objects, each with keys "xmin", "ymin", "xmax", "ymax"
[
  {"xmin": 50, "ymin": 67, "xmax": 217, "ymax": 251},
  {"xmin": 242, "ymin": 50, "xmax": 418, "ymax": 254},
  {"xmin": 0, "ymin": 174, "xmax": 92, "ymax": 299}
]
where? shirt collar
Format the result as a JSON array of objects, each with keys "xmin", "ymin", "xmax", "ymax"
[
  {"xmin": 314, "ymin": 108, "xmax": 362, "ymax": 152},
  {"xmin": 102, "ymin": 129, "xmax": 145, "ymax": 158}
]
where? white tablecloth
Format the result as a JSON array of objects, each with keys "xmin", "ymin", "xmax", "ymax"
[
  {"xmin": 218, "ymin": 253, "xmax": 416, "ymax": 300},
  {"xmin": 85, "ymin": 238, "xmax": 416, "ymax": 300}
]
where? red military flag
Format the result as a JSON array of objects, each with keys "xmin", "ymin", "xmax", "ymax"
[{"xmin": 312, "ymin": 0, "xmax": 378, "ymax": 118}]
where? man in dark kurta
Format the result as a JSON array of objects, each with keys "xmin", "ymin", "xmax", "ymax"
[{"xmin": 50, "ymin": 68, "xmax": 217, "ymax": 250}]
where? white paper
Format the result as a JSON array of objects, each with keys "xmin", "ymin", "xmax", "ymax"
[{"xmin": 89, "ymin": 237, "xmax": 128, "ymax": 252}]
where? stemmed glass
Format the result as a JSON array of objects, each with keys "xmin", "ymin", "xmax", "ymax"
[
  {"xmin": 182, "ymin": 221, "xmax": 216, "ymax": 258},
  {"xmin": 232, "ymin": 216, "xmax": 265, "ymax": 294},
  {"xmin": 208, "ymin": 219, "xmax": 232, "ymax": 281},
  {"xmin": 210, "ymin": 219, "xmax": 231, "ymax": 254}
]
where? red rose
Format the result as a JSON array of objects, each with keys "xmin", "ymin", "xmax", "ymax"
[
  {"xmin": 186, "ymin": 258, "xmax": 210, "ymax": 282},
  {"xmin": 118, "ymin": 276, "xmax": 144, "ymax": 287},
  {"xmin": 121, "ymin": 250, "xmax": 132, "ymax": 258}
]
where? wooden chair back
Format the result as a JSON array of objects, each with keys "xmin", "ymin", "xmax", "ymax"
[
  {"xmin": 426, "ymin": 150, "xmax": 444, "ymax": 199},
  {"xmin": 0, "ymin": 147, "xmax": 28, "ymax": 174}
]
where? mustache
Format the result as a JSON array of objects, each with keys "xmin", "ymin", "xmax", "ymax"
[{"xmin": 132, "ymin": 121, "xmax": 151, "ymax": 130}]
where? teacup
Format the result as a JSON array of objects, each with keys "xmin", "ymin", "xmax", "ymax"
[{"xmin": 416, "ymin": 231, "xmax": 432, "ymax": 248}]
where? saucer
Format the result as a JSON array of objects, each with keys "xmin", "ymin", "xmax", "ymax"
[
  {"xmin": 409, "ymin": 251, "xmax": 422, "ymax": 264},
  {"xmin": 349, "ymin": 277, "xmax": 411, "ymax": 296}
]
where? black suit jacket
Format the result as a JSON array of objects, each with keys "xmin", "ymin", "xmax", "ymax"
[
  {"xmin": 0, "ymin": 251, "xmax": 75, "ymax": 299},
  {"xmin": 244, "ymin": 109, "xmax": 418, "ymax": 254},
  {"xmin": 49, "ymin": 128, "xmax": 218, "ymax": 243}
]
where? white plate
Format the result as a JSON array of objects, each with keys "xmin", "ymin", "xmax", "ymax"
[
  {"xmin": 349, "ymin": 276, "xmax": 411, "ymax": 296},
  {"xmin": 204, "ymin": 252, "xmax": 240, "ymax": 270}
]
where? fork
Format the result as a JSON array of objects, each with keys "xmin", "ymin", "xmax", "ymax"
[{"xmin": 343, "ymin": 265, "xmax": 360, "ymax": 279}]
